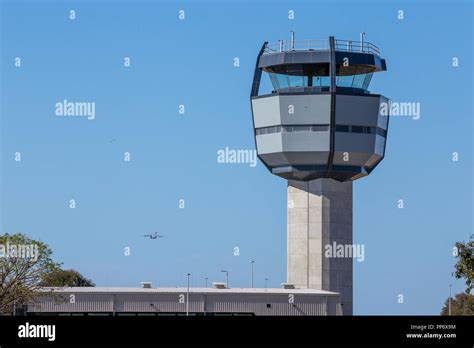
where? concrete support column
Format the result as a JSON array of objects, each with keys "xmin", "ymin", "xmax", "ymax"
[{"xmin": 287, "ymin": 178, "xmax": 353, "ymax": 315}]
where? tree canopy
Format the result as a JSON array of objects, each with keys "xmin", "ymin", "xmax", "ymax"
[
  {"xmin": 453, "ymin": 235, "xmax": 474, "ymax": 294},
  {"xmin": 440, "ymin": 235, "xmax": 474, "ymax": 315},
  {"xmin": 441, "ymin": 292, "xmax": 474, "ymax": 316},
  {"xmin": 0, "ymin": 233, "xmax": 94, "ymax": 315},
  {"xmin": 40, "ymin": 269, "xmax": 95, "ymax": 287}
]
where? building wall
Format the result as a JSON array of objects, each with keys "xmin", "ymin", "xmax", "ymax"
[{"xmin": 27, "ymin": 291, "xmax": 341, "ymax": 316}]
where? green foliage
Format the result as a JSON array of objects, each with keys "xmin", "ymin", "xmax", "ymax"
[
  {"xmin": 40, "ymin": 269, "xmax": 95, "ymax": 287},
  {"xmin": 454, "ymin": 235, "xmax": 474, "ymax": 294}
]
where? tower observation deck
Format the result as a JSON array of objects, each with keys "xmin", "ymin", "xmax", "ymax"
[{"xmin": 250, "ymin": 36, "xmax": 389, "ymax": 182}]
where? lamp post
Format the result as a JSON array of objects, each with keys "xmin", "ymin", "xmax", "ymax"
[
  {"xmin": 205, "ymin": 277, "xmax": 208, "ymax": 288},
  {"xmin": 186, "ymin": 273, "xmax": 191, "ymax": 316},
  {"xmin": 449, "ymin": 284, "xmax": 452, "ymax": 316},
  {"xmin": 251, "ymin": 261, "xmax": 255, "ymax": 288},
  {"xmin": 264, "ymin": 277, "xmax": 268, "ymax": 292},
  {"xmin": 221, "ymin": 270, "xmax": 229, "ymax": 288}
]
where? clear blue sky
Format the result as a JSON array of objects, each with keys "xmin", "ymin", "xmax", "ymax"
[{"xmin": 1, "ymin": 0, "xmax": 472, "ymax": 315}]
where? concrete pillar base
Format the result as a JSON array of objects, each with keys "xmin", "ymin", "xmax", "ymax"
[{"xmin": 287, "ymin": 178, "xmax": 353, "ymax": 315}]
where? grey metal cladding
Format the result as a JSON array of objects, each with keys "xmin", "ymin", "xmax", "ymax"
[
  {"xmin": 256, "ymin": 131, "xmax": 330, "ymax": 166},
  {"xmin": 333, "ymin": 132, "xmax": 383, "ymax": 167},
  {"xmin": 252, "ymin": 95, "xmax": 331, "ymax": 128},
  {"xmin": 256, "ymin": 133, "xmax": 283, "ymax": 154},
  {"xmin": 334, "ymin": 52, "xmax": 386, "ymax": 72},
  {"xmin": 332, "ymin": 151, "xmax": 381, "ymax": 167},
  {"xmin": 116, "ymin": 294, "xmax": 193, "ymax": 313},
  {"xmin": 258, "ymin": 53, "xmax": 284, "ymax": 68},
  {"xmin": 259, "ymin": 151, "xmax": 331, "ymax": 167},
  {"xmin": 259, "ymin": 51, "xmax": 331, "ymax": 68},
  {"xmin": 260, "ymin": 52, "xmax": 384, "ymax": 72},
  {"xmin": 281, "ymin": 132, "xmax": 330, "ymax": 152},
  {"xmin": 377, "ymin": 95, "xmax": 390, "ymax": 130},
  {"xmin": 334, "ymin": 133, "xmax": 375, "ymax": 153},
  {"xmin": 279, "ymin": 95, "xmax": 331, "ymax": 124},
  {"xmin": 259, "ymin": 152, "xmax": 290, "ymax": 167},
  {"xmin": 283, "ymin": 51, "xmax": 331, "ymax": 64},
  {"xmin": 28, "ymin": 290, "xmax": 341, "ymax": 316},
  {"xmin": 252, "ymin": 97, "xmax": 280, "ymax": 128},
  {"xmin": 253, "ymin": 93, "xmax": 385, "ymax": 170},
  {"xmin": 377, "ymin": 114, "xmax": 389, "ymax": 130},
  {"xmin": 283, "ymin": 151, "xmax": 330, "ymax": 165},
  {"xmin": 29, "ymin": 293, "xmax": 114, "ymax": 312},
  {"xmin": 374, "ymin": 134, "xmax": 385, "ymax": 156},
  {"xmin": 335, "ymin": 95, "xmax": 381, "ymax": 126}
]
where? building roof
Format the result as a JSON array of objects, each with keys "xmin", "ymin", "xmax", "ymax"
[{"xmin": 40, "ymin": 287, "xmax": 339, "ymax": 296}]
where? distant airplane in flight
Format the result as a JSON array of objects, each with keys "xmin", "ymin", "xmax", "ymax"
[{"xmin": 143, "ymin": 232, "xmax": 166, "ymax": 240}]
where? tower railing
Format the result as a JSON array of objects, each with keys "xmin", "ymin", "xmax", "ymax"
[
  {"xmin": 263, "ymin": 38, "xmax": 380, "ymax": 56},
  {"xmin": 335, "ymin": 39, "xmax": 380, "ymax": 55},
  {"xmin": 264, "ymin": 39, "xmax": 329, "ymax": 54}
]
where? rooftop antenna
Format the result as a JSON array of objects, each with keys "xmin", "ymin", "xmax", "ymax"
[{"xmin": 360, "ymin": 32, "xmax": 366, "ymax": 52}]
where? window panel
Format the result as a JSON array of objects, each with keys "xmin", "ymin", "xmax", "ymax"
[
  {"xmin": 336, "ymin": 125, "xmax": 350, "ymax": 132},
  {"xmin": 312, "ymin": 125, "xmax": 329, "ymax": 131}
]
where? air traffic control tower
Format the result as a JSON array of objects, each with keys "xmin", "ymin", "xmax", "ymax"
[{"xmin": 250, "ymin": 35, "xmax": 389, "ymax": 315}]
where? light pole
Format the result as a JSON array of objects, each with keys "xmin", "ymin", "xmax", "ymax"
[
  {"xmin": 264, "ymin": 277, "xmax": 268, "ymax": 292},
  {"xmin": 449, "ymin": 284, "xmax": 452, "ymax": 316},
  {"xmin": 205, "ymin": 277, "xmax": 208, "ymax": 288},
  {"xmin": 251, "ymin": 261, "xmax": 255, "ymax": 288},
  {"xmin": 186, "ymin": 273, "xmax": 191, "ymax": 316},
  {"xmin": 221, "ymin": 270, "xmax": 229, "ymax": 288}
]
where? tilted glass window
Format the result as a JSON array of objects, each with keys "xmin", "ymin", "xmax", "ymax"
[
  {"xmin": 269, "ymin": 73, "xmax": 309, "ymax": 89},
  {"xmin": 288, "ymin": 75, "xmax": 307, "ymax": 88},
  {"xmin": 336, "ymin": 75, "xmax": 355, "ymax": 87},
  {"xmin": 336, "ymin": 73, "xmax": 373, "ymax": 90},
  {"xmin": 312, "ymin": 76, "xmax": 331, "ymax": 87},
  {"xmin": 353, "ymin": 73, "xmax": 373, "ymax": 90},
  {"xmin": 268, "ymin": 73, "xmax": 373, "ymax": 90}
]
